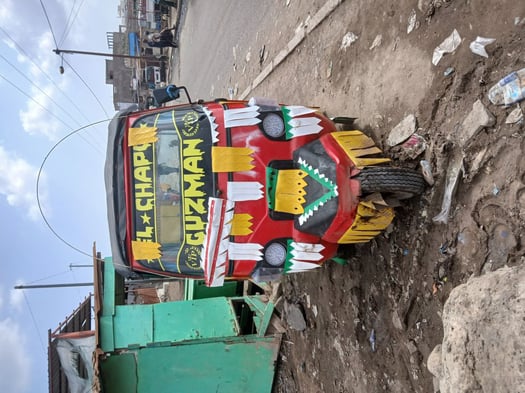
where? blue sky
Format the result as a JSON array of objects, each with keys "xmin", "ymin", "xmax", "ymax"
[{"xmin": 0, "ymin": 1, "xmax": 120, "ymax": 392}]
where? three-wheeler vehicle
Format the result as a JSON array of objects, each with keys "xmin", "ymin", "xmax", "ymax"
[{"xmin": 105, "ymin": 86, "xmax": 424, "ymax": 287}]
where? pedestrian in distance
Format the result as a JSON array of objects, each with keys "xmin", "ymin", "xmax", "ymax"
[{"xmin": 143, "ymin": 27, "xmax": 178, "ymax": 48}]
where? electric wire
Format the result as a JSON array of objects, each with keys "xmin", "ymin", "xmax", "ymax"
[
  {"xmin": 35, "ymin": 115, "xmax": 139, "ymax": 272},
  {"xmin": 0, "ymin": 26, "xmax": 108, "ymax": 151},
  {"xmin": 0, "ymin": 72, "xmax": 73, "ymax": 130},
  {"xmin": 58, "ymin": 0, "xmax": 80, "ymax": 46},
  {"xmin": 0, "ymin": 52, "xmax": 84, "ymax": 128},
  {"xmin": 39, "ymin": 0, "xmax": 59, "ymax": 49},
  {"xmin": 58, "ymin": 0, "xmax": 87, "ymax": 47},
  {"xmin": 26, "ymin": 269, "xmax": 74, "ymax": 285},
  {"xmin": 22, "ymin": 291, "xmax": 47, "ymax": 354},
  {"xmin": 36, "ymin": 118, "xmax": 112, "ymax": 259},
  {"xmin": 62, "ymin": 57, "xmax": 111, "ymax": 118},
  {"xmin": 0, "ymin": 71, "xmax": 103, "ymax": 155}
]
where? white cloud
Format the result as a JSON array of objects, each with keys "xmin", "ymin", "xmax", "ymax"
[
  {"xmin": 0, "ymin": 145, "xmax": 49, "ymax": 220},
  {"xmin": 9, "ymin": 283, "xmax": 25, "ymax": 311},
  {"xmin": 19, "ymin": 85, "xmax": 63, "ymax": 141},
  {"xmin": 0, "ymin": 0, "xmax": 14, "ymax": 23},
  {"xmin": 0, "ymin": 318, "xmax": 32, "ymax": 393}
]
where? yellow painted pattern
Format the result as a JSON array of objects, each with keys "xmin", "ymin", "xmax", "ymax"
[
  {"xmin": 274, "ymin": 170, "xmax": 307, "ymax": 214},
  {"xmin": 131, "ymin": 240, "xmax": 162, "ymax": 260},
  {"xmin": 338, "ymin": 202, "xmax": 394, "ymax": 244},
  {"xmin": 212, "ymin": 146, "xmax": 254, "ymax": 172},
  {"xmin": 231, "ymin": 213, "xmax": 253, "ymax": 236},
  {"xmin": 332, "ymin": 131, "xmax": 391, "ymax": 168},
  {"xmin": 128, "ymin": 125, "xmax": 158, "ymax": 146}
]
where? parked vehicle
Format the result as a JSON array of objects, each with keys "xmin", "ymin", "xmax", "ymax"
[{"xmin": 105, "ymin": 86, "xmax": 424, "ymax": 286}]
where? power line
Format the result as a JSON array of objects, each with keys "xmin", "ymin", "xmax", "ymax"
[
  {"xmin": 0, "ymin": 26, "xmax": 109, "ymax": 142},
  {"xmin": 0, "ymin": 72, "xmax": 74, "ymax": 131},
  {"xmin": 39, "ymin": 0, "xmax": 59, "ymax": 49},
  {"xmin": 0, "ymin": 52, "xmax": 84, "ymax": 128},
  {"xmin": 62, "ymin": 57, "xmax": 111, "ymax": 118},
  {"xmin": 36, "ymin": 118, "xmax": 112, "ymax": 259},
  {"xmin": 22, "ymin": 291, "xmax": 46, "ymax": 354},
  {"xmin": 26, "ymin": 269, "xmax": 73, "ymax": 285},
  {"xmin": 59, "ymin": 0, "xmax": 82, "ymax": 46}
]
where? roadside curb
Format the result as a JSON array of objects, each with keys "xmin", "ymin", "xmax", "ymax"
[{"xmin": 239, "ymin": 0, "xmax": 343, "ymax": 100}]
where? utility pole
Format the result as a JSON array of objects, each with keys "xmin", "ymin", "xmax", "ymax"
[
  {"xmin": 14, "ymin": 283, "xmax": 93, "ymax": 289},
  {"xmin": 53, "ymin": 48, "xmax": 146, "ymax": 60}
]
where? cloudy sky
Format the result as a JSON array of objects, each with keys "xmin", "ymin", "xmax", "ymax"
[{"xmin": 0, "ymin": 1, "xmax": 120, "ymax": 391}]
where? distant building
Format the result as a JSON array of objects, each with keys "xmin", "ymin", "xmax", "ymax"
[
  {"xmin": 48, "ymin": 295, "xmax": 93, "ymax": 393},
  {"xmin": 106, "ymin": 0, "xmax": 172, "ymax": 110}
]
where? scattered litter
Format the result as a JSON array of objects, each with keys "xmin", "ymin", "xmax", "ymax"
[
  {"xmin": 228, "ymin": 87, "xmax": 234, "ymax": 99},
  {"xmin": 403, "ymin": 249, "xmax": 410, "ymax": 256},
  {"xmin": 331, "ymin": 256, "xmax": 348, "ymax": 265},
  {"xmin": 515, "ymin": 17, "xmax": 525, "ymax": 26},
  {"xmin": 433, "ymin": 152, "xmax": 463, "ymax": 224},
  {"xmin": 407, "ymin": 9, "xmax": 417, "ymax": 34},
  {"xmin": 469, "ymin": 36, "xmax": 496, "ymax": 58},
  {"xmin": 326, "ymin": 60, "xmax": 333, "ymax": 79},
  {"xmin": 488, "ymin": 68, "xmax": 525, "ymax": 106},
  {"xmin": 398, "ymin": 133, "xmax": 427, "ymax": 159},
  {"xmin": 369, "ymin": 34, "xmax": 382, "ymax": 50},
  {"xmin": 259, "ymin": 45, "xmax": 266, "ymax": 65},
  {"xmin": 386, "ymin": 114, "xmax": 417, "ymax": 146},
  {"xmin": 420, "ymin": 160, "xmax": 434, "ymax": 186},
  {"xmin": 505, "ymin": 106, "xmax": 524, "ymax": 124},
  {"xmin": 369, "ymin": 329, "xmax": 376, "ymax": 352},
  {"xmin": 444, "ymin": 67, "xmax": 455, "ymax": 77},
  {"xmin": 245, "ymin": 48, "xmax": 251, "ymax": 63},
  {"xmin": 340, "ymin": 32, "xmax": 359, "ymax": 50},
  {"xmin": 432, "ymin": 29, "xmax": 461, "ymax": 65},
  {"xmin": 492, "ymin": 184, "xmax": 500, "ymax": 196},
  {"xmin": 432, "ymin": 281, "xmax": 443, "ymax": 295},
  {"xmin": 439, "ymin": 242, "xmax": 449, "ymax": 254},
  {"xmin": 464, "ymin": 146, "xmax": 488, "ymax": 183},
  {"xmin": 455, "ymin": 99, "xmax": 495, "ymax": 146}
]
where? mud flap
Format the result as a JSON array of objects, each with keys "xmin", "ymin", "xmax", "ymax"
[
  {"xmin": 331, "ymin": 130, "xmax": 391, "ymax": 168},
  {"xmin": 338, "ymin": 200, "xmax": 394, "ymax": 244}
]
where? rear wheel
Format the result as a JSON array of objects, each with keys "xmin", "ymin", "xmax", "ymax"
[{"xmin": 356, "ymin": 166, "xmax": 425, "ymax": 199}]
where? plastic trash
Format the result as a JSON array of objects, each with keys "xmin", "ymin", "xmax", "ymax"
[
  {"xmin": 399, "ymin": 133, "xmax": 427, "ymax": 159},
  {"xmin": 407, "ymin": 9, "xmax": 417, "ymax": 34},
  {"xmin": 444, "ymin": 67, "xmax": 455, "ymax": 76},
  {"xmin": 369, "ymin": 34, "xmax": 382, "ymax": 50},
  {"xmin": 433, "ymin": 152, "xmax": 463, "ymax": 224},
  {"xmin": 488, "ymin": 68, "xmax": 525, "ymax": 106},
  {"xmin": 340, "ymin": 32, "xmax": 359, "ymax": 50},
  {"xmin": 432, "ymin": 29, "xmax": 461, "ymax": 65},
  {"xmin": 420, "ymin": 160, "xmax": 434, "ymax": 186},
  {"xmin": 369, "ymin": 329, "xmax": 376, "ymax": 352},
  {"xmin": 505, "ymin": 106, "xmax": 524, "ymax": 124},
  {"xmin": 469, "ymin": 36, "xmax": 495, "ymax": 58}
]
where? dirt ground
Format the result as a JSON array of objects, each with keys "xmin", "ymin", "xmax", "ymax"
[
  {"xmin": 172, "ymin": 1, "xmax": 525, "ymax": 392},
  {"xmin": 252, "ymin": 2, "xmax": 525, "ymax": 393}
]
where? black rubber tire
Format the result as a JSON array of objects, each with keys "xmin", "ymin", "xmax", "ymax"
[{"xmin": 356, "ymin": 166, "xmax": 425, "ymax": 199}]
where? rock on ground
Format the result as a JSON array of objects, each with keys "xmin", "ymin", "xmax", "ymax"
[{"xmin": 428, "ymin": 265, "xmax": 525, "ymax": 393}]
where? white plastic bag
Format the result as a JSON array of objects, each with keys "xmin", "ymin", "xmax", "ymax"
[
  {"xmin": 432, "ymin": 29, "xmax": 461, "ymax": 65},
  {"xmin": 469, "ymin": 36, "xmax": 496, "ymax": 58}
]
